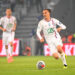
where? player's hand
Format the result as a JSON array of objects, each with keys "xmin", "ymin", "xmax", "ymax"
[
  {"xmin": 40, "ymin": 38, "xmax": 44, "ymax": 43},
  {"xmin": 57, "ymin": 27, "xmax": 62, "ymax": 32},
  {"xmin": 3, "ymin": 29, "xmax": 6, "ymax": 32}
]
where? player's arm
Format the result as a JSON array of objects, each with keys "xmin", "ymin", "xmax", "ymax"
[
  {"xmin": 0, "ymin": 26, "xmax": 6, "ymax": 31},
  {"xmin": 12, "ymin": 17, "xmax": 17, "ymax": 32},
  {"xmin": 36, "ymin": 21, "xmax": 44, "ymax": 43},
  {"xmin": 56, "ymin": 27, "xmax": 62, "ymax": 32},
  {"xmin": 0, "ymin": 18, "xmax": 6, "ymax": 32},
  {"xmin": 12, "ymin": 23, "xmax": 16, "ymax": 32},
  {"xmin": 53, "ymin": 18, "xmax": 66, "ymax": 32}
]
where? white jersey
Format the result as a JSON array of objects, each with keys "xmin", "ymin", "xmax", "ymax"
[
  {"xmin": 0, "ymin": 16, "xmax": 17, "ymax": 32},
  {"xmin": 0, "ymin": 16, "xmax": 17, "ymax": 45},
  {"xmin": 37, "ymin": 18, "xmax": 66, "ymax": 40},
  {"xmin": 37, "ymin": 18, "xmax": 66, "ymax": 54}
]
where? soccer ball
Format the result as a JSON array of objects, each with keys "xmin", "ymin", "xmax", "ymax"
[{"xmin": 36, "ymin": 61, "xmax": 45, "ymax": 69}]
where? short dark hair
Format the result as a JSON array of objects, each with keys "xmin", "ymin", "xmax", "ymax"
[
  {"xmin": 6, "ymin": 8, "xmax": 12, "ymax": 11},
  {"xmin": 43, "ymin": 9, "xmax": 51, "ymax": 13}
]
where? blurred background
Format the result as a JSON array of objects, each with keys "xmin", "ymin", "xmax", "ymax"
[{"xmin": 0, "ymin": 0, "xmax": 75, "ymax": 56}]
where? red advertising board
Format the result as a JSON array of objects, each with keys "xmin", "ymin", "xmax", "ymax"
[
  {"xmin": 44, "ymin": 43, "xmax": 75, "ymax": 56},
  {"xmin": 0, "ymin": 39, "xmax": 19, "ymax": 56}
]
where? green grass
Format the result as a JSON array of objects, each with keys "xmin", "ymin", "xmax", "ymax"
[{"xmin": 0, "ymin": 56, "xmax": 75, "ymax": 75}]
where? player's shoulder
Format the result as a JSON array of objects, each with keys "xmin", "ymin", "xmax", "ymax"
[
  {"xmin": 39, "ymin": 19, "xmax": 44, "ymax": 22},
  {"xmin": 39, "ymin": 19, "xmax": 45, "ymax": 23},
  {"xmin": 11, "ymin": 16, "xmax": 16, "ymax": 19},
  {"xmin": 0, "ymin": 16, "xmax": 6, "ymax": 20},
  {"xmin": 51, "ymin": 17, "xmax": 58, "ymax": 21},
  {"xmin": 0, "ymin": 16, "xmax": 6, "ymax": 19},
  {"xmin": 38, "ymin": 19, "xmax": 45, "ymax": 26}
]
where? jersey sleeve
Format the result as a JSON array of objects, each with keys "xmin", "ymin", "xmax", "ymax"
[
  {"xmin": 53, "ymin": 18, "xmax": 66, "ymax": 30},
  {"xmin": 0, "ymin": 17, "xmax": 4, "ymax": 26},
  {"xmin": 13, "ymin": 17, "xmax": 17, "ymax": 24},
  {"xmin": 36, "ymin": 21, "xmax": 43, "ymax": 40}
]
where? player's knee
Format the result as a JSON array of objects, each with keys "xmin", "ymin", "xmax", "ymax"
[
  {"xmin": 9, "ymin": 42, "xmax": 13, "ymax": 47},
  {"xmin": 53, "ymin": 53, "xmax": 59, "ymax": 59},
  {"xmin": 58, "ymin": 50, "xmax": 62, "ymax": 54},
  {"xmin": 57, "ymin": 45, "xmax": 63, "ymax": 54},
  {"xmin": 54, "ymin": 56, "xmax": 59, "ymax": 59},
  {"xmin": 5, "ymin": 45, "xmax": 8, "ymax": 49}
]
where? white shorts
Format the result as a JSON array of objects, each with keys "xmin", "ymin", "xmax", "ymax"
[
  {"xmin": 46, "ymin": 37, "xmax": 63, "ymax": 55},
  {"xmin": 2, "ymin": 32, "xmax": 15, "ymax": 45}
]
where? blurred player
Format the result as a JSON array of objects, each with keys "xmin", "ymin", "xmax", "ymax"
[
  {"xmin": 37, "ymin": 9, "xmax": 67, "ymax": 68},
  {"xmin": 0, "ymin": 8, "xmax": 17, "ymax": 63}
]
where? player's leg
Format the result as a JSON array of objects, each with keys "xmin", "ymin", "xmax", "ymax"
[
  {"xmin": 3, "ymin": 33, "xmax": 9, "ymax": 59},
  {"xmin": 5, "ymin": 45, "xmax": 9, "ymax": 58},
  {"xmin": 56, "ymin": 45, "xmax": 67, "ymax": 68},
  {"xmin": 48, "ymin": 41, "xmax": 59, "ymax": 59},
  {"xmin": 9, "ymin": 32, "xmax": 15, "ymax": 57},
  {"xmin": 57, "ymin": 45, "xmax": 63, "ymax": 54},
  {"xmin": 9, "ymin": 42, "xmax": 13, "ymax": 57},
  {"xmin": 7, "ymin": 41, "xmax": 14, "ymax": 63},
  {"xmin": 53, "ymin": 38, "xmax": 67, "ymax": 68},
  {"xmin": 8, "ymin": 32, "xmax": 15, "ymax": 63},
  {"xmin": 52, "ymin": 53, "xmax": 59, "ymax": 59},
  {"xmin": 55, "ymin": 38, "xmax": 67, "ymax": 68}
]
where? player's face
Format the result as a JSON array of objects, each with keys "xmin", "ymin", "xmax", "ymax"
[
  {"xmin": 6, "ymin": 9, "xmax": 12, "ymax": 16},
  {"xmin": 42, "ymin": 10, "xmax": 50, "ymax": 19}
]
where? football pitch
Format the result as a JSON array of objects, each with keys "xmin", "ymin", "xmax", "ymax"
[{"xmin": 0, "ymin": 56, "xmax": 75, "ymax": 75}]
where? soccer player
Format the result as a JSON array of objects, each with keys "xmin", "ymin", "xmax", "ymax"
[
  {"xmin": 37, "ymin": 9, "xmax": 67, "ymax": 68},
  {"xmin": 0, "ymin": 8, "xmax": 17, "ymax": 63}
]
